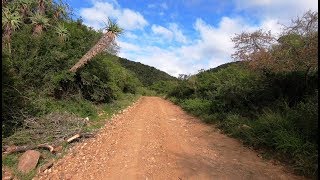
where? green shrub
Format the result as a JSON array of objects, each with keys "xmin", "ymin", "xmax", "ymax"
[{"xmin": 180, "ymin": 98, "xmax": 211, "ymax": 116}]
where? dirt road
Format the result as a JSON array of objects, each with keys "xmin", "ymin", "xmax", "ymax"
[{"xmin": 36, "ymin": 97, "xmax": 304, "ymax": 180}]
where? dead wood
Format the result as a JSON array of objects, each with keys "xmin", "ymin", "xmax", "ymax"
[
  {"xmin": 66, "ymin": 134, "xmax": 80, "ymax": 143},
  {"xmin": 3, "ymin": 133, "xmax": 94, "ymax": 155}
]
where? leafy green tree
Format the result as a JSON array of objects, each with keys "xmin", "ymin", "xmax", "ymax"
[{"xmin": 69, "ymin": 18, "xmax": 123, "ymax": 73}]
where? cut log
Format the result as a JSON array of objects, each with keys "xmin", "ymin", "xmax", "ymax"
[
  {"xmin": 37, "ymin": 144, "xmax": 54, "ymax": 152},
  {"xmin": 3, "ymin": 145, "xmax": 36, "ymax": 154},
  {"xmin": 66, "ymin": 134, "xmax": 80, "ymax": 143}
]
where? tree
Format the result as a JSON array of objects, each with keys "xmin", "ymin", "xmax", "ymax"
[
  {"xmin": 15, "ymin": 0, "xmax": 34, "ymax": 18},
  {"xmin": 29, "ymin": 12, "xmax": 50, "ymax": 36},
  {"xmin": 2, "ymin": 6, "xmax": 22, "ymax": 54},
  {"xmin": 37, "ymin": 0, "xmax": 46, "ymax": 14},
  {"xmin": 280, "ymin": 10, "xmax": 318, "ymax": 74},
  {"xmin": 231, "ymin": 10, "xmax": 318, "ymax": 74},
  {"xmin": 69, "ymin": 18, "xmax": 123, "ymax": 73},
  {"xmin": 52, "ymin": 2, "xmax": 67, "ymax": 20},
  {"xmin": 231, "ymin": 29, "xmax": 276, "ymax": 63}
]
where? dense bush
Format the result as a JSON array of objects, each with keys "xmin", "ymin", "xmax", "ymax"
[
  {"xmin": 1, "ymin": 1, "xmax": 152, "ymax": 137},
  {"xmin": 167, "ymin": 11, "xmax": 318, "ymax": 177}
]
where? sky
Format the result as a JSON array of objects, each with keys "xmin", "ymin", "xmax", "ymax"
[{"xmin": 66, "ymin": 0, "xmax": 318, "ymax": 77}]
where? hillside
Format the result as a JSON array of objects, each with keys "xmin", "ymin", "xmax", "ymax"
[
  {"xmin": 118, "ymin": 57, "xmax": 177, "ymax": 86},
  {"xmin": 199, "ymin": 61, "xmax": 244, "ymax": 75}
]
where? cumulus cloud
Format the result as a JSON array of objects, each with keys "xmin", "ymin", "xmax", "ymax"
[
  {"xmin": 79, "ymin": 1, "xmax": 148, "ymax": 30},
  {"xmin": 124, "ymin": 32, "xmax": 138, "ymax": 39},
  {"xmin": 118, "ymin": 41, "xmax": 141, "ymax": 51},
  {"xmin": 233, "ymin": 0, "xmax": 318, "ymax": 22},
  {"xmin": 151, "ymin": 23, "xmax": 188, "ymax": 44},
  {"xmin": 151, "ymin": 25, "xmax": 174, "ymax": 40},
  {"xmin": 168, "ymin": 23, "xmax": 188, "ymax": 43}
]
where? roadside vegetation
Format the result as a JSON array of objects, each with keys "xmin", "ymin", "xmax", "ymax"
[
  {"xmin": 1, "ymin": 0, "xmax": 171, "ymax": 179},
  {"xmin": 156, "ymin": 11, "xmax": 318, "ymax": 178}
]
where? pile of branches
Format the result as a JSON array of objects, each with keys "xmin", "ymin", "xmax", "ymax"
[{"xmin": 2, "ymin": 112, "xmax": 94, "ymax": 154}]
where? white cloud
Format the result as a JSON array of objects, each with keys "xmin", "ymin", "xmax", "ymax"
[
  {"xmin": 79, "ymin": 1, "xmax": 148, "ymax": 30},
  {"xmin": 118, "ymin": 9, "xmax": 148, "ymax": 30},
  {"xmin": 234, "ymin": 0, "xmax": 318, "ymax": 23},
  {"xmin": 169, "ymin": 23, "xmax": 188, "ymax": 43},
  {"xmin": 151, "ymin": 25, "xmax": 174, "ymax": 40},
  {"xmin": 124, "ymin": 32, "xmax": 138, "ymax": 39},
  {"xmin": 118, "ymin": 41, "xmax": 141, "ymax": 51},
  {"xmin": 151, "ymin": 23, "xmax": 188, "ymax": 44},
  {"xmin": 260, "ymin": 19, "xmax": 282, "ymax": 36}
]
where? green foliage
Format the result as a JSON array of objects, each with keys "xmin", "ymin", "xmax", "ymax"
[
  {"xmin": 2, "ymin": 154, "xmax": 19, "ymax": 168},
  {"xmin": 1, "ymin": 0, "xmax": 157, "ymax": 138},
  {"xmin": 55, "ymin": 23, "xmax": 69, "ymax": 42},
  {"xmin": 2, "ymin": 6, "xmax": 22, "ymax": 31},
  {"xmin": 180, "ymin": 98, "xmax": 211, "ymax": 116},
  {"xmin": 149, "ymin": 80, "xmax": 178, "ymax": 95},
  {"xmin": 168, "ymin": 61, "xmax": 318, "ymax": 176},
  {"xmin": 105, "ymin": 17, "xmax": 123, "ymax": 36},
  {"xmin": 29, "ymin": 12, "xmax": 50, "ymax": 26}
]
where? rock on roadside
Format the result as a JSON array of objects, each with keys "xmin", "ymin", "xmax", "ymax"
[
  {"xmin": 2, "ymin": 166, "xmax": 14, "ymax": 180},
  {"xmin": 17, "ymin": 150, "xmax": 41, "ymax": 173}
]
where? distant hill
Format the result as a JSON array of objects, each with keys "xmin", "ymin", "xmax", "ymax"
[
  {"xmin": 197, "ymin": 61, "xmax": 244, "ymax": 75},
  {"xmin": 117, "ymin": 57, "xmax": 177, "ymax": 86}
]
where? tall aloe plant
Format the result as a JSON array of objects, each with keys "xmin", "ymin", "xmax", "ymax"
[
  {"xmin": 55, "ymin": 23, "xmax": 69, "ymax": 42},
  {"xmin": 29, "ymin": 12, "xmax": 50, "ymax": 36},
  {"xmin": 69, "ymin": 18, "xmax": 123, "ymax": 73},
  {"xmin": 2, "ymin": 6, "xmax": 22, "ymax": 53}
]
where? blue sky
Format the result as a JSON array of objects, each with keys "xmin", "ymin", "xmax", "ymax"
[{"xmin": 66, "ymin": 0, "xmax": 317, "ymax": 76}]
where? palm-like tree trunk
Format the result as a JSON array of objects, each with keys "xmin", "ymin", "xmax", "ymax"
[
  {"xmin": 38, "ymin": 0, "xmax": 45, "ymax": 14},
  {"xmin": 2, "ymin": 26, "xmax": 12, "ymax": 54},
  {"xmin": 69, "ymin": 31, "xmax": 115, "ymax": 73},
  {"xmin": 33, "ymin": 24, "xmax": 43, "ymax": 36}
]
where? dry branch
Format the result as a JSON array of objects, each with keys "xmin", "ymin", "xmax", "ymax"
[
  {"xmin": 37, "ymin": 144, "xmax": 54, "ymax": 152},
  {"xmin": 2, "ymin": 133, "xmax": 94, "ymax": 155},
  {"xmin": 66, "ymin": 134, "xmax": 80, "ymax": 143}
]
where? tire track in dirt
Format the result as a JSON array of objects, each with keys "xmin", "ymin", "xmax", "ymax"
[{"xmin": 36, "ymin": 96, "xmax": 304, "ymax": 180}]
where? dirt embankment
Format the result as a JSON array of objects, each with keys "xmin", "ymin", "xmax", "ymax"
[{"xmin": 36, "ymin": 97, "xmax": 304, "ymax": 180}]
